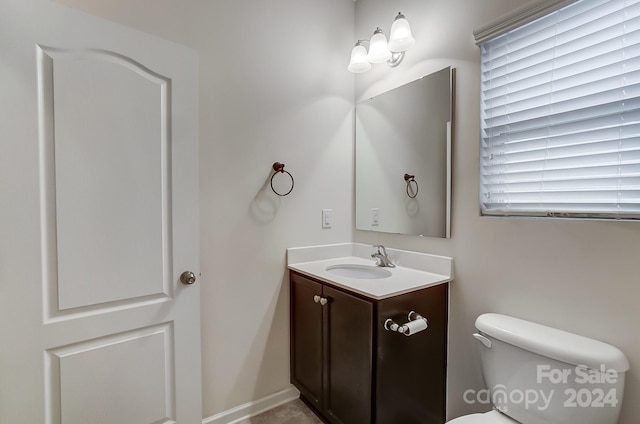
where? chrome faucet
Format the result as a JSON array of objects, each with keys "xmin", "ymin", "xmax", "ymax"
[{"xmin": 371, "ymin": 245, "xmax": 395, "ymax": 268}]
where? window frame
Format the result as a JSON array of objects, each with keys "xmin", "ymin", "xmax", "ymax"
[{"xmin": 476, "ymin": 0, "xmax": 640, "ymax": 220}]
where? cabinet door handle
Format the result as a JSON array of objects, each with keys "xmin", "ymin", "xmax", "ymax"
[
  {"xmin": 313, "ymin": 295, "xmax": 321, "ymax": 304},
  {"xmin": 320, "ymin": 297, "xmax": 328, "ymax": 306}
]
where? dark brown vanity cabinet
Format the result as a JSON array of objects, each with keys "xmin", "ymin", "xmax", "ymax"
[
  {"xmin": 290, "ymin": 271, "xmax": 373, "ymax": 424},
  {"xmin": 290, "ymin": 271, "xmax": 448, "ymax": 424}
]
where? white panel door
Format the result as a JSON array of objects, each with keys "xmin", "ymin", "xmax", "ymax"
[{"xmin": 0, "ymin": 0, "xmax": 201, "ymax": 423}]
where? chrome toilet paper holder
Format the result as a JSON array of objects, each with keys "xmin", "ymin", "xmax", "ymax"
[{"xmin": 384, "ymin": 311, "xmax": 429, "ymax": 336}]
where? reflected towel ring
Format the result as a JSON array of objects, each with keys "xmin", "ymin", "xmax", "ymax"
[
  {"xmin": 404, "ymin": 173, "xmax": 418, "ymax": 198},
  {"xmin": 271, "ymin": 162, "xmax": 294, "ymax": 196}
]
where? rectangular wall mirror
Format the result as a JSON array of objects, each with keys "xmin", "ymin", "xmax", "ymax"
[{"xmin": 355, "ymin": 66, "xmax": 455, "ymax": 238}]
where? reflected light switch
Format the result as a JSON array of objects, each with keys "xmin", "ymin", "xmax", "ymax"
[{"xmin": 371, "ymin": 208, "xmax": 380, "ymax": 226}]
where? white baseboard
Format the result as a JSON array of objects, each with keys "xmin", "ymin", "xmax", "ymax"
[{"xmin": 202, "ymin": 386, "xmax": 300, "ymax": 424}]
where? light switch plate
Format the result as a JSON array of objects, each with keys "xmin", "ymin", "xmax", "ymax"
[{"xmin": 322, "ymin": 209, "xmax": 332, "ymax": 229}]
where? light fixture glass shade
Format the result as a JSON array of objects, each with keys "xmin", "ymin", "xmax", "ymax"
[
  {"xmin": 388, "ymin": 13, "xmax": 415, "ymax": 52},
  {"xmin": 367, "ymin": 28, "xmax": 391, "ymax": 63},
  {"xmin": 348, "ymin": 43, "xmax": 371, "ymax": 73}
]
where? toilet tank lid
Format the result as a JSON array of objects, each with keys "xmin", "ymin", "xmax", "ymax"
[{"xmin": 475, "ymin": 313, "xmax": 629, "ymax": 372}]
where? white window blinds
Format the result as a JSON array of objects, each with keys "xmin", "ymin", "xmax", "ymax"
[{"xmin": 479, "ymin": 0, "xmax": 640, "ymax": 219}]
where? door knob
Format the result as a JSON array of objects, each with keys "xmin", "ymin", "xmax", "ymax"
[
  {"xmin": 313, "ymin": 295, "xmax": 321, "ymax": 303},
  {"xmin": 180, "ymin": 271, "xmax": 196, "ymax": 285}
]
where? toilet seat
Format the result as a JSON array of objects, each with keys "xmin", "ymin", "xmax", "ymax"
[{"xmin": 447, "ymin": 410, "xmax": 519, "ymax": 424}]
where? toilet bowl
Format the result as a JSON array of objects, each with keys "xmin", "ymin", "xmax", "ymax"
[{"xmin": 447, "ymin": 313, "xmax": 629, "ymax": 424}]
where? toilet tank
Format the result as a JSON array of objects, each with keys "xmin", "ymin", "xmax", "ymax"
[{"xmin": 474, "ymin": 313, "xmax": 629, "ymax": 424}]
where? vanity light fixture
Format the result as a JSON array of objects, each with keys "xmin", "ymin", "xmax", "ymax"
[
  {"xmin": 367, "ymin": 28, "xmax": 392, "ymax": 63},
  {"xmin": 348, "ymin": 12, "xmax": 415, "ymax": 74},
  {"xmin": 347, "ymin": 40, "xmax": 371, "ymax": 73}
]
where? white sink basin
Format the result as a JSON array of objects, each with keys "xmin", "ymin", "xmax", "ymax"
[{"xmin": 325, "ymin": 264, "xmax": 392, "ymax": 279}]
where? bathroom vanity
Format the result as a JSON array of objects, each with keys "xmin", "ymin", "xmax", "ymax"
[{"xmin": 287, "ymin": 243, "xmax": 453, "ymax": 424}]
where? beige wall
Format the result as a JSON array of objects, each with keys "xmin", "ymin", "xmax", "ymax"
[
  {"xmin": 49, "ymin": 0, "xmax": 640, "ymax": 422},
  {"xmin": 354, "ymin": 0, "xmax": 640, "ymax": 423}
]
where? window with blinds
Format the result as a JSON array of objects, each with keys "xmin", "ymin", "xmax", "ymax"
[{"xmin": 479, "ymin": 0, "xmax": 640, "ymax": 219}]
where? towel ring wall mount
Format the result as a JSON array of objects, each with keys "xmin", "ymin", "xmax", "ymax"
[
  {"xmin": 271, "ymin": 162, "xmax": 294, "ymax": 196},
  {"xmin": 404, "ymin": 173, "xmax": 418, "ymax": 198}
]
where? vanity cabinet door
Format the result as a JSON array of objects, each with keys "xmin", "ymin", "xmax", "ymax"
[
  {"xmin": 375, "ymin": 283, "xmax": 448, "ymax": 424},
  {"xmin": 290, "ymin": 273, "xmax": 324, "ymax": 409},
  {"xmin": 324, "ymin": 286, "xmax": 373, "ymax": 424}
]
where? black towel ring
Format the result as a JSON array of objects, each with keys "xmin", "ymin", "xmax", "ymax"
[
  {"xmin": 271, "ymin": 162, "xmax": 294, "ymax": 196},
  {"xmin": 404, "ymin": 173, "xmax": 419, "ymax": 198}
]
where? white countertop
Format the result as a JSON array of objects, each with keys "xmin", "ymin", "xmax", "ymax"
[{"xmin": 287, "ymin": 243, "xmax": 453, "ymax": 300}]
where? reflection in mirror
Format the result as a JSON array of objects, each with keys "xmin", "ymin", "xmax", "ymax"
[{"xmin": 355, "ymin": 67, "xmax": 454, "ymax": 237}]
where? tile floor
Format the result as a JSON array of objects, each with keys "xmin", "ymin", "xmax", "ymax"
[{"xmin": 236, "ymin": 399, "xmax": 323, "ymax": 424}]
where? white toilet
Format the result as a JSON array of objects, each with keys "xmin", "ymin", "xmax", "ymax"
[{"xmin": 448, "ymin": 313, "xmax": 629, "ymax": 424}]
